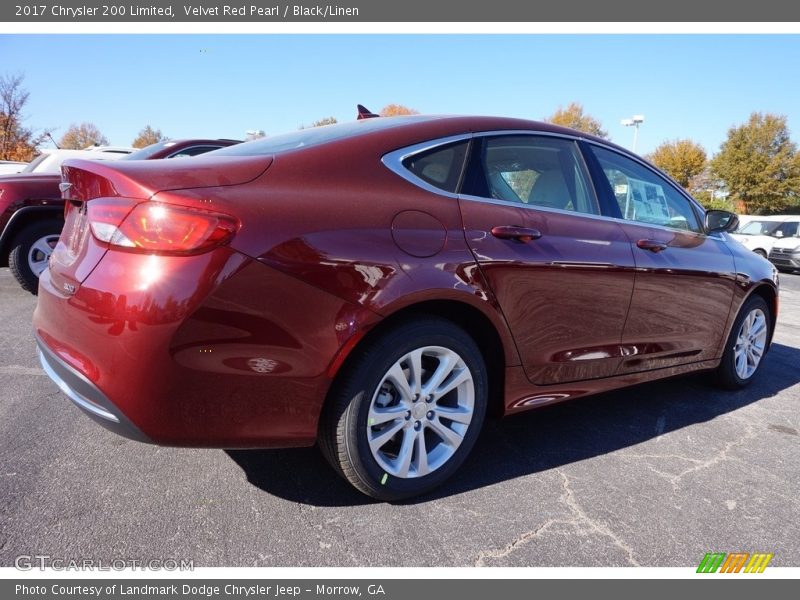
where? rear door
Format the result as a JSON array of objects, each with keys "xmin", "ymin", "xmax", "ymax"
[
  {"xmin": 457, "ymin": 134, "xmax": 636, "ymax": 385},
  {"xmin": 585, "ymin": 144, "xmax": 737, "ymax": 373}
]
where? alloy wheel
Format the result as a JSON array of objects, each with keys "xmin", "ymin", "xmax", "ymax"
[
  {"xmin": 27, "ymin": 234, "xmax": 59, "ymax": 277},
  {"xmin": 733, "ymin": 307, "xmax": 768, "ymax": 380},
  {"xmin": 366, "ymin": 346, "xmax": 475, "ymax": 479}
]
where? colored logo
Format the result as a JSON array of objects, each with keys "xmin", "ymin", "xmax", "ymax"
[{"xmin": 697, "ymin": 552, "xmax": 773, "ymax": 573}]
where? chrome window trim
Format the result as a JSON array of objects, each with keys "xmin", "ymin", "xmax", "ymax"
[{"xmin": 382, "ymin": 129, "xmax": 721, "ymax": 240}]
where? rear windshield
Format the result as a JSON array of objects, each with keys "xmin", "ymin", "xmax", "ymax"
[
  {"xmin": 123, "ymin": 141, "xmax": 176, "ymax": 160},
  {"xmin": 213, "ymin": 116, "xmax": 438, "ymax": 157}
]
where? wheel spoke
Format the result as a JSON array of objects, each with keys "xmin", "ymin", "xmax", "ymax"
[
  {"xmin": 735, "ymin": 350, "xmax": 747, "ymax": 378},
  {"xmin": 422, "ymin": 350, "xmax": 458, "ymax": 396},
  {"xmin": 433, "ymin": 405, "xmax": 473, "ymax": 425},
  {"xmin": 428, "ymin": 417, "xmax": 464, "ymax": 448},
  {"xmin": 32, "ymin": 238, "xmax": 54, "ymax": 256},
  {"xmin": 433, "ymin": 367, "xmax": 471, "ymax": 399},
  {"xmin": 407, "ymin": 348, "xmax": 423, "ymax": 397},
  {"xmin": 368, "ymin": 404, "xmax": 407, "ymax": 426},
  {"xmin": 393, "ymin": 429, "xmax": 415, "ymax": 478},
  {"xmin": 368, "ymin": 420, "xmax": 404, "ymax": 452},
  {"xmin": 751, "ymin": 316, "xmax": 767, "ymax": 337},
  {"xmin": 385, "ymin": 362, "xmax": 414, "ymax": 402},
  {"xmin": 414, "ymin": 431, "xmax": 430, "ymax": 476}
]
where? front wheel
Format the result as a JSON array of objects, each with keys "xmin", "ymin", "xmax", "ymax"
[
  {"xmin": 320, "ymin": 318, "xmax": 488, "ymax": 501},
  {"xmin": 8, "ymin": 220, "xmax": 62, "ymax": 295},
  {"xmin": 714, "ymin": 295, "xmax": 771, "ymax": 389},
  {"xmin": 754, "ymin": 249, "xmax": 767, "ymax": 258}
]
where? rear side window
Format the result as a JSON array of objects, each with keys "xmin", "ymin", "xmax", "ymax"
[
  {"xmin": 465, "ymin": 135, "xmax": 599, "ymax": 215},
  {"xmin": 401, "ymin": 140, "xmax": 469, "ymax": 193}
]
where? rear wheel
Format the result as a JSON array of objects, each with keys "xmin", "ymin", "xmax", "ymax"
[
  {"xmin": 714, "ymin": 295, "xmax": 771, "ymax": 389},
  {"xmin": 8, "ymin": 220, "xmax": 62, "ymax": 295},
  {"xmin": 320, "ymin": 318, "xmax": 488, "ymax": 501}
]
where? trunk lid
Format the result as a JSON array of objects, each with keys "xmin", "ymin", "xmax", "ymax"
[{"xmin": 48, "ymin": 155, "xmax": 272, "ymax": 291}]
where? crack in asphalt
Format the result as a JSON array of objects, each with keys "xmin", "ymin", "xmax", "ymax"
[
  {"xmin": 474, "ymin": 471, "xmax": 640, "ymax": 567},
  {"xmin": 620, "ymin": 419, "xmax": 758, "ymax": 491}
]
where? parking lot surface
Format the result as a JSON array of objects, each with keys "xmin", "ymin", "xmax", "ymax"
[{"xmin": 1, "ymin": 268, "xmax": 798, "ymax": 567}]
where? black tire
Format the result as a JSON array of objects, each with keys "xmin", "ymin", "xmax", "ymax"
[
  {"xmin": 7, "ymin": 220, "xmax": 62, "ymax": 295},
  {"xmin": 319, "ymin": 317, "xmax": 488, "ymax": 501},
  {"xmin": 713, "ymin": 295, "xmax": 771, "ymax": 390},
  {"xmin": 754, "ymin": 249, "xmax": 767, "ymax": 258}
]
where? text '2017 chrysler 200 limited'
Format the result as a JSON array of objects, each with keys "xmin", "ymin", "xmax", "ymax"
[{"xmin": 34, "ymin": 114, "xmax": 778, "ymax": 500}]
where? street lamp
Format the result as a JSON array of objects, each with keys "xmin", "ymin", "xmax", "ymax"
[{"xmin": 621, "ymin": 115, "xmax": 645, "ymax": 152}]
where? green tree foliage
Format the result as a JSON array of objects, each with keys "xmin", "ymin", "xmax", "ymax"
[
  {"xmin": 648, "ymin": 139, "xmax": 707, "ymax": 189},
  {"xmin": 545, "ymin": 102, "xmax": 608, "ymax": 138},
  {"xmin": 380, "ymin": 104, "xmax": 420, "ymax": 117},
  {"xmin": 132, "ymin": 125, "xmax": 167, "ymax": 148},
  {"xmin": 59, "ymin": 122, "xmax": 109, "ymax": 149},
  {"xmin": 711, "ymin": 112, "xmax": 800, "ymax": 214},
  {"xmin": 0, "ymin": 73, "xmax": 45, "ymax": 162}
]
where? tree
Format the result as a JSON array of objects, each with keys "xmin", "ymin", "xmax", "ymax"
[
  {"xmin": 687, "ymin": 166, "xmax": 731, "ymax": 210},
  {"xmin": 380, "ymin": 104, "xmax": 419, "ymax": 117},
  {"xmin": 59, "ymin": 122, "xmax": 109, "ymax": 149},
  {"xmin": 648, "ymin": 139, "xmax": 707, "ymax": 189},
  {"xmin": 300, "ymin": 117, "xmax": 338, "ymax": 129},
  {"xmin": 131, "ymin": 125, "xmax": 167, "ymax": 148},
  {"xmin": 0, "ymin": 73, "xmax": 45, "ymax": 161},
  {"xmin": 545, "ymin": 102, "xmax": 608, "ymax": 138},
  {"xmin": 711, "ymin": 112, "xmax": 800, "ymax": 214}
]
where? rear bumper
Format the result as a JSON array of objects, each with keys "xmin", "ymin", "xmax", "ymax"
[
  {"xmin": 37, "ymin": 336, "xmax": 150, "ymax": 443},
  {"xmin": 33, "ymin": 246, "xmax": 379, "ymax": 448}
]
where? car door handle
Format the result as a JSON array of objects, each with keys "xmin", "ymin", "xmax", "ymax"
[
  {"xmin": 491, "ymin": 225, "xmax": 542, "ymax": 243},
  {"xmin": 636, "ymin": 239, "xmax": 669, "ymax": 253}
]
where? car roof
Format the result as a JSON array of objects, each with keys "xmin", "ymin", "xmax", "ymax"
[{"xmin": 214, "ymin": 114, "xmax": 629, "ymax": 159}]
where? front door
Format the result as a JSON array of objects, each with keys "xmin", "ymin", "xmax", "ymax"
[{"xmin": 586, "ymin": 144, "xmax": 737, "ymax": 373}]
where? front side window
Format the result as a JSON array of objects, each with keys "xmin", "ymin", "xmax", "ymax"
[
  {"xmin": 590, "ymin": 145, "xmax": 702, "ymax": 233},
  {"xmin": 468, "ymin": 136, "xmax": 599, "ymax": 215}
]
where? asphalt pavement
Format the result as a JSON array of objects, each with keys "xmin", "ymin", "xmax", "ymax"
[{"xmin": 0, "ymin": 268, "xmax": 798, "ymax": 567}]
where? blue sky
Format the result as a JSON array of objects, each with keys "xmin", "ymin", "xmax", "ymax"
[{"xmin": 2, "ymin": 34, "xmax": 799, "ymax": 156}]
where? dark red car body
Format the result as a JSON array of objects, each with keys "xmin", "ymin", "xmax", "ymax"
[{"xmin": 34, "ymin": 116, "xmax": 778, "ymax": 452}]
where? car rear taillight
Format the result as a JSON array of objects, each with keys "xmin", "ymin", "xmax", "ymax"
[{"xmin": 87, "ymin": 199, "xmax": 239, "ymax": 255}]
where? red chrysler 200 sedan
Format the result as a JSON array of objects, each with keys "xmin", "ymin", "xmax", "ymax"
[{"xmin": 34, "ymin": 115, "xmax": 778, "ymax": 500}]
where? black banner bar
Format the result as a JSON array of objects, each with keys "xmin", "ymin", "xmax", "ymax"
[
  {"xmin": 3, "ymin": 1, "xmax": 800, "ymax": 22},
  {"xmin": 3, "ymin": 579, "xmax": 799, "ymax": 600}
]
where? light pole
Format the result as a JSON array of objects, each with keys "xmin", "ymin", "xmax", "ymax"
[{"xmin": 621, "ymin": 115, "xmax": 645, "ymax": 152}]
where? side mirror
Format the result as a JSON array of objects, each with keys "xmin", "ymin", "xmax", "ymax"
[{"xmin": 705, "ymin": 210, "xmax": 739, "ymax": 234}]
